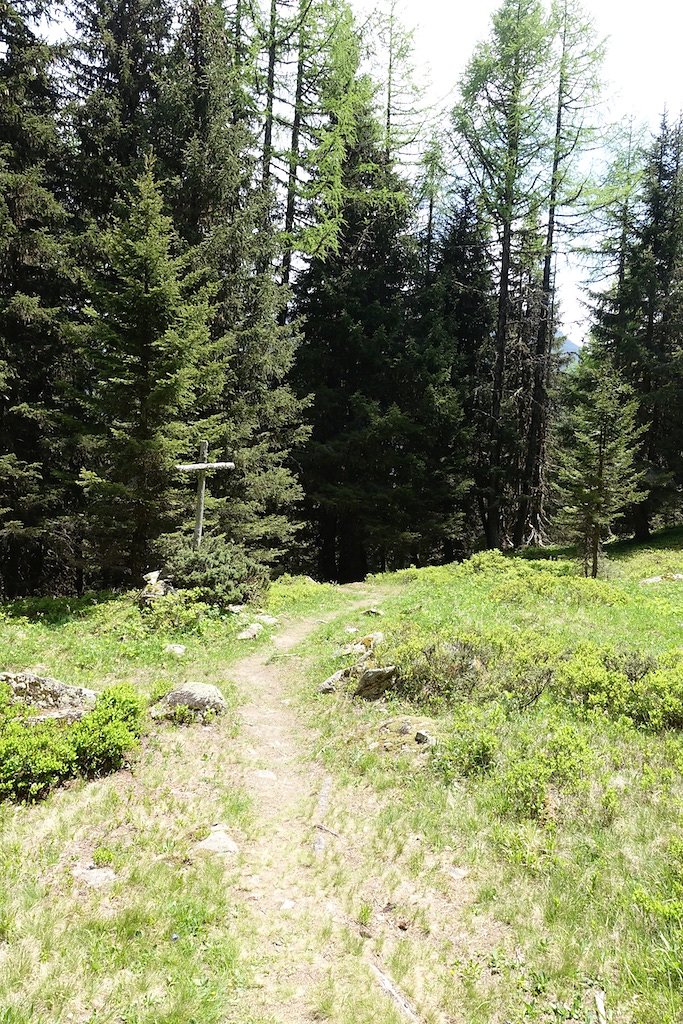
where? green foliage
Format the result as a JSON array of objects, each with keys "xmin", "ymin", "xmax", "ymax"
[
  {"xmin": 159, "ymin": 535, "xmax": 269, "ymax": 608},
  {"xmin": 0, "ymin": 684, "xmax": 145, "ymax": 803},
  {"xmin": 78, "ymin": 160, "xmax": 212, "ymax": 585},
  {"xmin": 139, "ymin": 591, "xmax": 211, "ymax": 634},
  {"xmin": 432, "ymin": 704, "xmax": 503, "ymax": 781},
  {"xmin": 553, "ymin": 352, "xmax": 647, "ymax": 577}
]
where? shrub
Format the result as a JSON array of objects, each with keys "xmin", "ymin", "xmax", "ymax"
[
  {"xmin": 139, "ymin": 590, "xmax": 211, "ymax": 634},
  {"xmin": 0, "ymin": 684, "xmax": 145, "ymax": 802},
  {"xmin": 71, "ymin": 685, "xmax": 145, "ymax": 776},
  {"xmin": 432, "ymin": 704, "xmax": 504, "ymax": 781},
  {"xmin": 158, "ymin": 535, "xmax": 269, "ymax": 608},
  {"xmin": 0, "ymin": 719, "xmax": 76, "ymax": 802},
  {"xmin": 391, "ymin": 634, "xmax": 493, "ymax": 707}
]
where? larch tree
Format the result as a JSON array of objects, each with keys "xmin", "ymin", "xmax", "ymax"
[
  {"xmin": 513, "ymin": 0, "xmax": 605, "ymax": 547},
  {"xmin": 453, "ymin": 0, "xmax": 553, "ymax": 549}
]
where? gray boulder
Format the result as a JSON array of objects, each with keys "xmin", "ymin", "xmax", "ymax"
[
  {"xmin": 318, "ymin": 669, "xmax": 348, "ymax": 694},
  {"xmin": 152, "ymin": 681, "xmax": 227, "ymax": 720},
  {"xmin": 0, "ymin": 672, "xmax": 97, "ymax": 722},
  {"xmin": 354, "ymin": 666, "xmax": 397, "ymax": 700}
]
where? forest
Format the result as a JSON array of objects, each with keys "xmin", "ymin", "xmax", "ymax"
[{"xmin": 1, "ymin": 0, "xmax": 682, "ymax": 598}]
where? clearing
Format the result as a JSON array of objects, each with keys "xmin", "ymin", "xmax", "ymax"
[{"xmin": 2, "ymin": 533, "xmax": 683, "ymax": 1023}]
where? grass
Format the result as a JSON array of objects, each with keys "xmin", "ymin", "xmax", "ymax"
[
  {"xmin": 297, "ymin": 530, "xmax": 683, "ymax": 1023},
  {"xmin": 3, "ymin": 539, "xmax": 683, "ymax": 1022}
]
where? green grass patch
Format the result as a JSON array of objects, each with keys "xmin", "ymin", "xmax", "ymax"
[{"xmin": 298, "ymin": 531, "xmax": 683, "ymax": 1022}]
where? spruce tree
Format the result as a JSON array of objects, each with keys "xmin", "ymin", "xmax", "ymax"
[
  {"xmin": 68, "ymin": 0, "xmax": 172, "ymax": 221},
  {"xmin": 77, "ymin": 161, "xmax": 210, "ymax": 583},
  {"xmin": 294, "ymin": 100, "xmax": 470, "ymax": 579},
  {"xmin": 0, "ymin": 1, "xmax": 76, "ymax": 597},
  {"xmin": 553, "ymin": 352, "xmax": 645, "ymax": 577},
  {"xmin": 156, "ymin": 0, "xmax": 307, "ymax": 566},
  {"xmin": 593, "ymin": 116, "xmax": 683, "ymax": 538}
]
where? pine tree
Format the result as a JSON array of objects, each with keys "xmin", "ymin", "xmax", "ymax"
[
  {"xmin": 68, "ymin": 0, "xmax": 173, "ymax": 221},
  {"xmin": 593, "ymin": 115, "xmax": 683, "ymax": 537},
  {"xmin": 553, "ymin": 352, "xmax": 646, "ymax": 577},
  {"xmin": 156, "ymin": 0, "xmax": 307, "ymax": 566},
  {"xmin": 294, "ymin": 101, "xmax": 470, "ymax": 579},
  {"xmin": 0, "ymin": 1, "xmax": 77, "ymax": 597},
  {"xmin": 77, "ymin": 161, "xmax": 210, "ymax": 583}
]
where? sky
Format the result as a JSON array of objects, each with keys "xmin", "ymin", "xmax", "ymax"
[{"xmin": 354, "ymin": 0, "xmax": 683, "ymax": 341}]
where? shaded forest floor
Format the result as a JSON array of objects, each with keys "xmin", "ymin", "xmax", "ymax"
[{"xmin": 2, "ymin": 531, "xmax": 683, "ymax": 1022}]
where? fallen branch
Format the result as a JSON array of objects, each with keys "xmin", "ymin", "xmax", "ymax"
[
  {"xmin": 313, "ymin": 822, "xmax": 340, "ymax": 838},
  {"xmin": 369, "ymin": 960, "xmax": 421, "ymax": 1023},
  {"xmin": 594, "ymin": 990, "xmax": 607, "ymax": 1024}
]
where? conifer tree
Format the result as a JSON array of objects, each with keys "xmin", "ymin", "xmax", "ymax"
[
  {"xmin": 294, "ymin": 101, "xmax": 470, "ymax": 579},
  {"xmin": 453, "ymin": 0, "xmax": 553, "ymax": 548},
  {"xmin": 157, "ymin": 0, "xmax": 307, "ymax": 565},
  {"xmin": 77, "ymin": 161, "xmax": 210, "ymax": 583},
  {"xmin": 0, "ymin": 1, "xmax": 76, "ymax": 597},
  {"xmin": 553, "ymin": 352, "xmax": 645, "ymax": 577},
  {"xmin": 593, "ymin": 116, "xmax": 683, "ymax": 538},
  {"xmin": 68, "ymin": 0, "xmax": 172, "ymax": 221}
]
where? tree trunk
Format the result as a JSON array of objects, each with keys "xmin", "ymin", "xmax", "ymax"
[
  {"xmin": 282, "ymin": 7, "xmax": 306, "ymax": 286},
  {"xmin": 262, "ymin": 0, "xmax": 278, "ymax": 191},
  {"xmin": 486, "ymin": 215, "xmax": 512, "ymax": 549}
]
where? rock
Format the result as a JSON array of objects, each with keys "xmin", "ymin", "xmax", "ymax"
[
  {"xmin": 642, "ymin": 573, "xmax": 683, "ymax": 584},
  {"xmin": 194, "ymin": 826, "xmax": 239, "ymax": 857},
  {"xmin": 318, "ymin": 669, "xmax": 347, "ymax": 694},
  {"xmin": 279, "ymin": 899, "xmax": 296, "ymax": 911},
  {"xmin": 364, "ymin": 607, "xmax": 384, "ymax": 617},
  {"xmin": 237, "ymin": 623, "xmax": 264, "ymax": 641},
  {"xmin": 415, "ymin": 730, "xmax": 436, "ymax": 746},
  {"xmin": 641, "ymin": 575, "xmax": 664, "ymax": 584},
  {"xmin": 0, "ymin": 672, "xmax": 97, "ymax": 722},
  {"xmin": 344, "ymin": 626, "xmax": 359, "ymax": 635},
  {"xmin": 152, "ymin": 682, "xmax": 227, "ymax": 720},
  {"xmin": 337, "ymin": 642, "xmax": 368, "ymax": 657},
  {"xmin": 164, "ymin": 644, "xmax": 186, "ymax": 656},
  {"xmin": 72, "ymin": 864, "xmax": 116, "ymax": 888},
  {"xmin": 254, "ymin": 614, "xmax": 279, "ymax": 626},
  {"xmin": 252, "ymin": 769, "xmax": 277, "ymax": 781},
  {"xmin": 449, "ymin": 867, "xmax": 469, "ymax": 882},
  {"xmin": 228, "ymin": 604, "xmax": 246, "ymax": 614},
  {"xmin": 354, "ymin": 666, "xmax": 397, "ymax": 700},
  {"xmin": 137, "ymin": 572, "xmax": 174, "ymax": 606},
  {"xmin": 361, "ymin": 632, "xmax": 385, "ymax": 649}
]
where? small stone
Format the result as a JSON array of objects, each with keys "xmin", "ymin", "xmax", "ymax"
[
  {"xmin": 415, "ymin": 730, "xmax": 435, "ymax": 746},
  {"xmin": 254, "ymin": 614, "xmax": 279, "ymax": 626},
  {"xmin": 151, "ymin": 682, "xmax": 227, "ymax": 720},
  {"xmin": 228, "ymin": 604, "xmax": 246, "ymax": 614},
  {"xmin": 253, "ymin": 769, "xmax": 277, "ymax": 781},
  {"xmin": 280, "ymin": 899, "xmax": 296, "ymax": 911},
  {"xmin": 364, "ymin": 607, "xmax": 384, "ymax": 617},
  {"xmin": 318, "ymin": 669, "xmax": 347, "ymax": 694},
  {"xmin": 344, "ymin": 626, "xmax": 359, "ymax": 635},
  {"xmin": 172, "ymin": 933, "xmax": 180, "ymax": 941},
  {"xmin": 237, "ymin": 623, "xmax": 264, "ymax": 640},
  {"xmin": 72, "ymin": 864, "xmax": 116, "ymax": 888},
  {"xmin": 337, "ymin": 642, "xmax": 368, "ymax": 657},
  {"xmin": 354, "ymin": 666, "xmax": 397, "ymax": 700},
  {"xmin": 194, "ymin": 828, "xmax": 239, "ymax": 857},
  {"xmin": 164, "ymin": 644, "xmax": 186, "ymax": 656},
  {"xmin": 449, "ymin": 867, "xmax": 469, "ymax": 881}
]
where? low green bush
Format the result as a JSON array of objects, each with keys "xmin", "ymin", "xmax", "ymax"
[
  {"xmin": 0, "ymin": 684, "xmax": 145, "ymax": 803},
  {"xmin": 432, "ymin": 704, "xmax": 504, "ymax": 781},
  {"xmin": 158, "ymin": 535, "xmax": 269, "ymax": 609}
]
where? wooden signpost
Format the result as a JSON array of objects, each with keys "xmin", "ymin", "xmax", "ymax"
[{"xmin": 177, "ymin": 440, "xmax": 235, "ymax": 549}]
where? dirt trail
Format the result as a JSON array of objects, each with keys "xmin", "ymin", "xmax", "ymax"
[{"xmin": 226, "ymin": 596, "xmax": 488, "ymax": 1024}]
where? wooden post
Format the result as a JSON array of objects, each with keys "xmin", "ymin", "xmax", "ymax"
[
  {"xmin": 193, "ymin": 440, "xmax": 209, "ymax": 549},
  {"xmin": 177, "ymin": 445, "xmax": 235, "ymax": 549}
]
